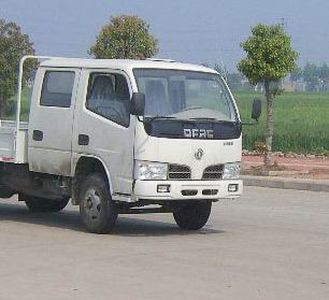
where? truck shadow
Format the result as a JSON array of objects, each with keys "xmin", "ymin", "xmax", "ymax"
[
  {"xmin": 113, "ymin": 217, "xmax": 223, "ymax": 236},
  {"xmin": 0, "ymin": 202, "xmax": 223, "ymax": 237}
]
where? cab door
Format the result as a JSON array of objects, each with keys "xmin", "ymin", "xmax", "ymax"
[
  {"xmin": 72, "ymin": 69, "xmax": 135, "ymax": 195},
  {"xmin": 28, "ymin": 68, "xmax": 80, "ymax": 176}
]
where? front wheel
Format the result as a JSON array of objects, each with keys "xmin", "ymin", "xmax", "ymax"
[
  {"xmin": 173, "ymin": 201, "xmax": 212, "ymax": 230},
  {"xmin": 79, "ymin": 173, "xmax": 118, "ymax": 234}
]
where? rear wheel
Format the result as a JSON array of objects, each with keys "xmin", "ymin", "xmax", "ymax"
[
  {"xmin": 24, "ymin": 196, "xmax": 70, "ymax": 213},
  {"xmin": 79, "ymin": 173, "xmax": 118, "ymax": 234},
  {"xmin": 173, "ymin": 201, "xmax": 212, "ymax": 230}
]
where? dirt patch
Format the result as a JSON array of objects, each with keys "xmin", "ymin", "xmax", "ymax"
[
  {"xmin": 242, "ymin": 155, "xmax": 329, "ymax": 179},
  {"xmin": 242, "ymin": 163, "xmax": 308, "ymax": 177}
]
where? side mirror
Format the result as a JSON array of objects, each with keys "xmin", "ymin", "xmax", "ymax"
[
  {"xmin": 130, "ymin": 92, "xmax": 145, "ymax": 116},
  {"xmin": 251, "ymin": 98, "xmax": 262, "ymax": 122}
]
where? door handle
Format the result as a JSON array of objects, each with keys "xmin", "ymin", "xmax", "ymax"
[
  {"xmin": 78, "ymin": 134, "xmax": 89, "ymax": 146},
  {"xmin": 33, "ymin": 130, "xmax": 43, "ymax": 141}
]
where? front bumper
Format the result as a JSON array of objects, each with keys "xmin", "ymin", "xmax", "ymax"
[{"xmin": 133, "ymin": 179, "xmax": 243, "ymax": 201}]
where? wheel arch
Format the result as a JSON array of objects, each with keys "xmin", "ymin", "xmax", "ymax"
[{"xmin": 72, "ymin": 155, "xmax": 113, "ymax": 205}]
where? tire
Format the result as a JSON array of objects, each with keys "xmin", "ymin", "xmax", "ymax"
[
  {"xmin": 173, "ymin": 201, "xmax": 212, "ymax": 230},
  {"xmin": 24, "ymin": 196, "xmax": 70, "ymax": 213},
  {"xmin": 0, "ymin": 185, "xmax": 15, "ymax": 199},
  {"xmin": 79, "ymin": 173, "xmax": 118, "ymax": 234}
]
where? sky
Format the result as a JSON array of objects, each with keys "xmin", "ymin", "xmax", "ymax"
[{"xmin": 1, "ymin": 0, "xmax": 329, "ymax": 71}]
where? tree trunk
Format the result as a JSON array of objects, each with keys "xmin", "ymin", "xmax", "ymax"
[
  {"xmin": 264, "ymin": 80, "xmax": 273, "ymax": 166},
  {"xmin": 0, "ymin": 96, "xmax": 4, "ymax": 119}
]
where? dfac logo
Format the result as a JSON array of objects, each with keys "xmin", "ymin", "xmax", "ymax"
[
  {"xmin": 194, "ymin": 148, "xmax": 204, "ymax": 160},
  {"xmin": 184, "ymin": 129, "xmax": 214, "ymax": 139}
]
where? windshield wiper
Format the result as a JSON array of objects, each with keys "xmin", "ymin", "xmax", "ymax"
[
  {"xmin": 182, "ymin": 106, "xmax": 203, "ymax": 112},
  {"xmin": 189, "ymin": 117, "xmax": 221, "ymax": 122},
  {"xmin": 144, "ymin": 115, "xmax": 176, "ymax": 123},
  {"xmin": 189, "ymin": 117, "xmax": 235, "ymax": 123}
]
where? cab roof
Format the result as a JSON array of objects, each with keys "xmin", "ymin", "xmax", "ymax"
[{"xmin": 40, "ymin": 57, "xmax": 218, "ymax": 74}]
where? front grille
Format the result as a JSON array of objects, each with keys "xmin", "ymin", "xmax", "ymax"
[
  {"xmin": 202, "ymin": 164, "xmax": 224, "ymax": 180},
  {"xmin": 168, "ymin": 164, "xmax": 191, "ymax": 180}
]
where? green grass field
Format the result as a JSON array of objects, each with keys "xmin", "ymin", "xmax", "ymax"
[{"xmin": 234, "ymin": 91, "xmax": 329, "ymax": 154}]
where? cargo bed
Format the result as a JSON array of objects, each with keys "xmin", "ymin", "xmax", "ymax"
[{"xmin": 0, "ymin": 120, "xmax": 28, "ymax": 163}]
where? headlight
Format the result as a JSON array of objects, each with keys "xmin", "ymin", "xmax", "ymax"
[
  {"xmin": 134, "ymin": 160, "xmax": 168, "ymax": 180},
  {"xmin": 222, "ymin": 162, "xmax": 240, "ymax": 179}
]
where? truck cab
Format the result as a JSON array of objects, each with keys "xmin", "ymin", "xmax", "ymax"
[{"xmin": 0, "ymin": 57, "xmax": 253, "ymax": 234}]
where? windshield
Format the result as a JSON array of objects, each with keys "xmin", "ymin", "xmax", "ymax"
[{"xmin": 133, "ymin": 68, "xmax": 237, "ymax": 122}]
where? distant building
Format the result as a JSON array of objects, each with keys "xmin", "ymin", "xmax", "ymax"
[
  {"xmin": 281, "ymin": 77, "xmax": 306, "ymax": 92},
  {"xmin": 294, "ymin": 81, "xmax": 306, "ymax": 92}
]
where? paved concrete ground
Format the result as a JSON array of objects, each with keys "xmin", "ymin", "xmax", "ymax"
[{"xmin": 0, "ymin": 187, "xmax": 329, "ymax": 300}]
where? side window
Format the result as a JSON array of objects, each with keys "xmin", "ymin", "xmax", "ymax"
[
  {"xmin": 86, "ymin": 72, "xmax": 130, "ymax": 127},
  {"xmin": 40, "ymin": 71, "xmax": 75, "ymax": 107}
]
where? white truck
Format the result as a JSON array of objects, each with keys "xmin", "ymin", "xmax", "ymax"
[{"xmin": 0, "ymin": 56, "xmax": 260, "ymax": 233}]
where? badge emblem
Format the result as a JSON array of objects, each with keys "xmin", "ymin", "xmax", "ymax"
[{"xmin": 194, "ymin": 148, "xmax": 204, "ymax": 160}]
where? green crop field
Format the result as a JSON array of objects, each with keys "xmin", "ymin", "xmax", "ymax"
[{"xmin": 234, "ymin": 91, "xmax": 329, "ymax": 154}]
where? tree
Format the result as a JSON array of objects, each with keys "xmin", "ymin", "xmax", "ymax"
[
  {"xmin": 303, "ymin": 62, "xmax": 319, "ymax": 91},
  {"xmin": 237, "ymin": 24, "xmax": 298, "ymax": 166},
  {"xmin": 0, "ymin": 19, "xmax": 35, "ymax": 117},
  {"xmin": 290, "ymin": 66, "xmax": 302, "ymax": 82},
  {"xmin": 319, "ymin": 63, "xmax": 329, "ymax": 81},
  {"xmin": 89, "ymin": 15, "xmax": 158, "ymax": 59},
  {"xmin": 319, "ymin": 63, "xmax": 329, "ymax": 90}
]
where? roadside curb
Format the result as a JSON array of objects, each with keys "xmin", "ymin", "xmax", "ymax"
[{"xmin": 242, "ymin": 175, "xmax": 329, "ymax": 192}]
